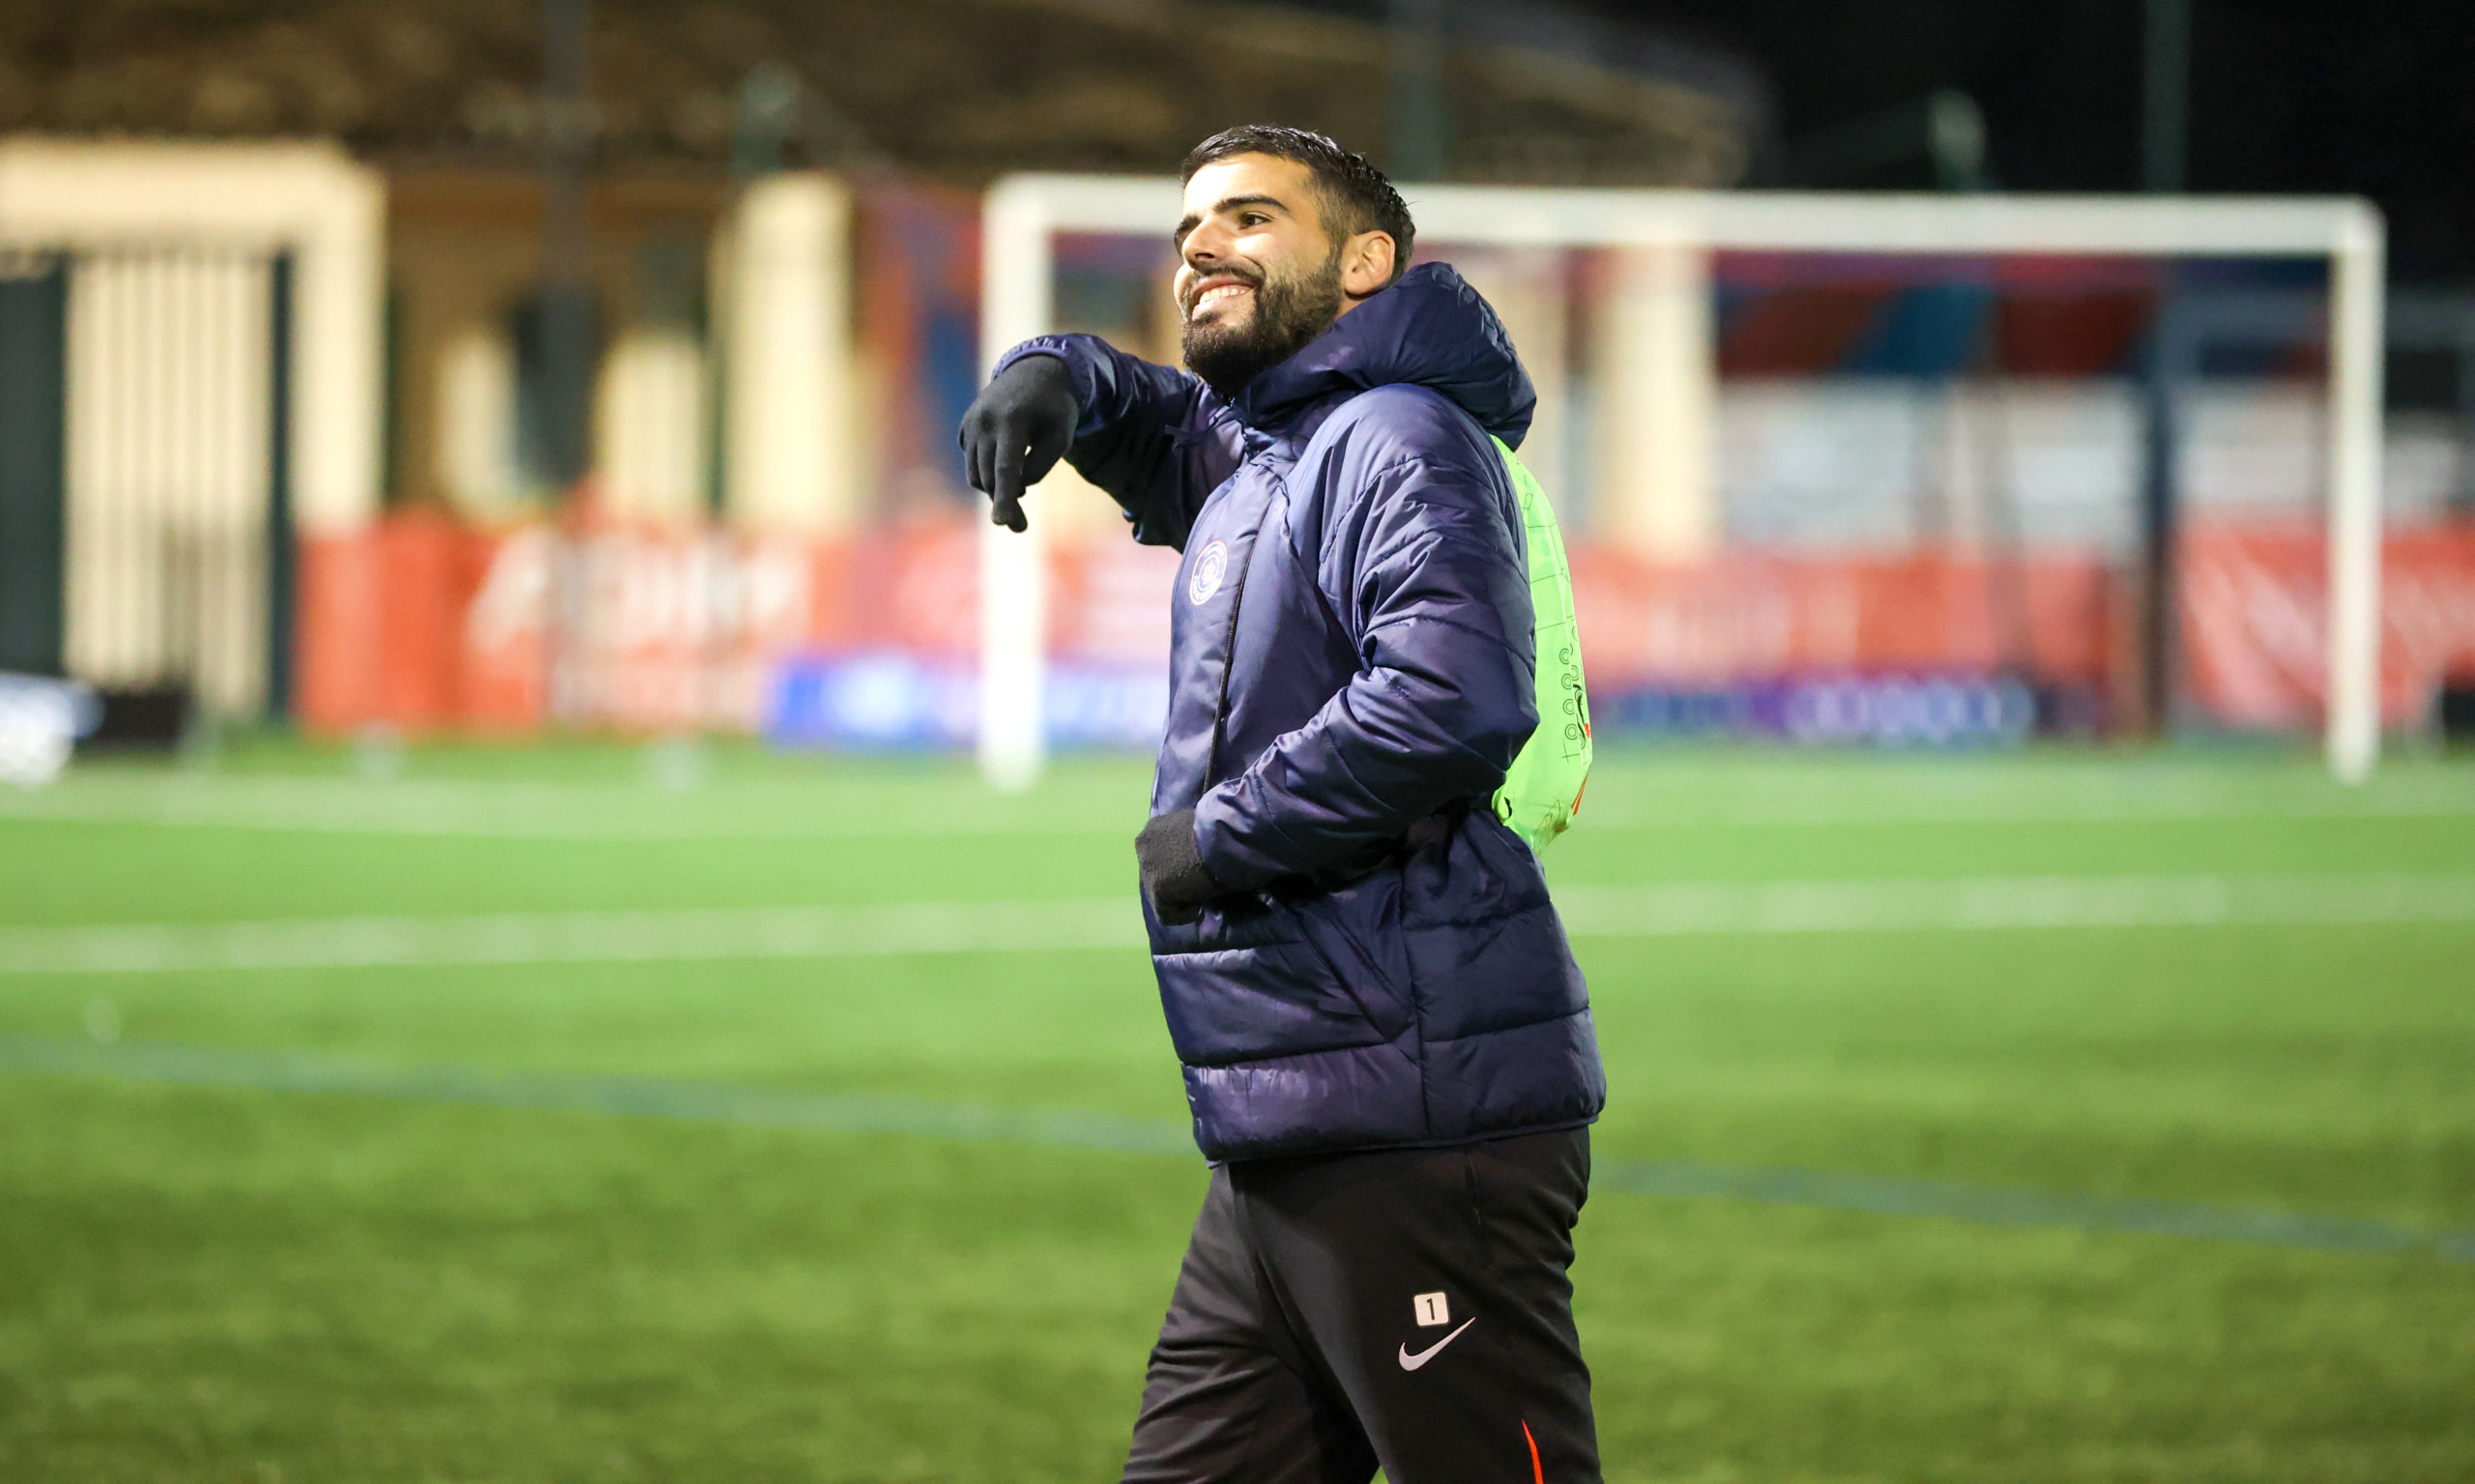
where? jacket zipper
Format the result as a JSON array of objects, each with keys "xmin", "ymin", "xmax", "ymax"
[{"xmin": 1201, "ymin": 495, "xmax": 1270, "ymax": 798}]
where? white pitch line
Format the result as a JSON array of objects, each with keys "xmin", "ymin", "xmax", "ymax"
[
  {"xmin": 0, "ymin": 782, "xmax": 1139, "ymax": 841},
  {"xmin": 1553, "ymin": 873, "xmax": 2475, "ymax": 936},
  {"xmin": 1, "ymin": 874, "xmax": 2471, "ymax": 975},
  {"xmin": 0, "ymin": 900, "xmax": 1146, "ymax": 975},
  {"xmin": 1572, "ymin": 789, "xmax": 2475, "ymax": 829},
  {"xmin": 2, "ymin": 773, "xmax": 2469, "ymax": 839}
]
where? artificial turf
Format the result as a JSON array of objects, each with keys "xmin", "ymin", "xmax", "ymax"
[{"xmin": 0, "ymin": 739, "xmax": 2470, "ymax": 1482}]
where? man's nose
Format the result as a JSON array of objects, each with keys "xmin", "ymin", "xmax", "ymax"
[{"xmin": 1182, "ymin": 219, "xmax": 1232, "ymax": 268}]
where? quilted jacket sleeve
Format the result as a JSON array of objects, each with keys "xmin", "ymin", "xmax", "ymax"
[
  {"xmin": 996, "ymin": 335, "xmax": 1245, "ymax": 551},
  {"xmin": 1189, "ymin": 390, "xmax": 1539, "ymax": 889}
]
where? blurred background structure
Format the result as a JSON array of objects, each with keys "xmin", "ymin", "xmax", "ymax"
[
  {"xmin": 4, "ymin": 9, "xmax": 2474, "ymax": 1482},
  {"xmin": 0, "ymin": 0, "xmax": 2467, "ymax": 758}
]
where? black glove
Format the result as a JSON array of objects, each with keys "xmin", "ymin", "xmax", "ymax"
[
  {"xmin": 1136, "ymin": 808, "xmax": 1222, "ymax": 926},
  {"xmin": 957, "ymin": 354, "xmax": 1078, "ymax": 533}
]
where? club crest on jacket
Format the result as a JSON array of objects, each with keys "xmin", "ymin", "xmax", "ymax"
[{"xmin": 1188, "ymin": 539, "xmax": 1230, "ymax": 605}]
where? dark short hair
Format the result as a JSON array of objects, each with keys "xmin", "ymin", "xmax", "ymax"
[{"xmin": 1180, "ymin": 125, "xmax": 1414, "ymax": 286}]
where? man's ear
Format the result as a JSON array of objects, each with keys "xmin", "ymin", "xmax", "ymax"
[{"xmin": 1339, "ymin": 230, "xmax": 1396, "ymax": 301}]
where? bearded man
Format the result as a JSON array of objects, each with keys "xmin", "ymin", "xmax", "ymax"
[{"xmin": 959, "ymin": 125, "xmax": 1605, "ymax": 1484}]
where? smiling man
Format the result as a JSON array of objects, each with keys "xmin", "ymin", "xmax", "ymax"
[{"xmin": 960, "ymin": 125, "xmax": 1605, "ymax": 1484}]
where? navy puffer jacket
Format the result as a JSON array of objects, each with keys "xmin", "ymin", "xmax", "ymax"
[{"xmin": 1001, "ymin": 262, "xmax": 1605, "ymax": 1162}]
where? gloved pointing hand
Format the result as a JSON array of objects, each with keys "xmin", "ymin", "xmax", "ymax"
[{"xmin": 958, "ymin": 354, "xmax": 1078, "ymax": 533}]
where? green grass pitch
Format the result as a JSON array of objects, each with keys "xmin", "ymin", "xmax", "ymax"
[{"xmin": 1, "ymin": 739, "xmax": 2471, "ymax": 1482}]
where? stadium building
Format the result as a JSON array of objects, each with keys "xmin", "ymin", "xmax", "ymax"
[{"xmin": 0, "ymin": 0, "xmax": 2468, "ymax": 751}]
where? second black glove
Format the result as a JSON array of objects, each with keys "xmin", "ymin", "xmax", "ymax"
[{"xmin": 1135, "ymin": 808, "xmax": 1222, "ymax": 926}]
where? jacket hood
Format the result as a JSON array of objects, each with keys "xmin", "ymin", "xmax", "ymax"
[{"xmin": 1229, "ymin": 262, "xmax": 1536, "ymax": 448}]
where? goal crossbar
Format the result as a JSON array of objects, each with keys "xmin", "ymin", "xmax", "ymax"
[{"xmin": 978, "ymin": 176, "xmax": 2386, "ymax": 787}]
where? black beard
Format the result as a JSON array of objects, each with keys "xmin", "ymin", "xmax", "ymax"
[{"xmin": 1180, "ymin": 251, "xmax": 1345, "ymax": 399}]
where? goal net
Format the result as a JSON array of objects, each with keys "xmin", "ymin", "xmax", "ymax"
[{"xmin": 974, "ymin": 178, "xmax": 2404, "ymax": 789}]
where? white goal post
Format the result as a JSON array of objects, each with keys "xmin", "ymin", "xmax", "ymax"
[{"xmin": 978, "ymin": 176, "xmax": 2385, "ymax": 790}]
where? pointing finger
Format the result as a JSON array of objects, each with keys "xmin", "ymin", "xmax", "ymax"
[{"xmin": 992, "ymin": 430, "xmax": 1031, "ymax": 533}]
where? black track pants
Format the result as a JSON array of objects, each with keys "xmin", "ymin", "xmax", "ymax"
[{"xmin": 1121, "ymin": 1126, "xmax": 1598, "ymax": 1484}]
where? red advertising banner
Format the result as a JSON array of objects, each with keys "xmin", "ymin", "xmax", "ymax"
[
  {"xmin": 2182, "ymin": 522, "xmax": 2475, "ymax": 730},
  {"xmin": 1566, "ymin": 549, "xmax": 2114, "ymax": 689},
  {"xmin": 295, "ymin": 510, "xmax": 2475, "ymax": 741}
]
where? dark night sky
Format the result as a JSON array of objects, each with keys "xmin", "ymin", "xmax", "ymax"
[
  {"xmin": 1309, "ymin": 0, "xmax": 2475, "ymax": 284},
  {"xmin": 1606, "ymin": 0, "xmax": 2475, "ymax": 282}
]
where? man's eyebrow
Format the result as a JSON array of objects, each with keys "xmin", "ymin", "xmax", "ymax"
[
  {"xmin": 1214, "ymin": 192, "xmax": 1290, "ymax": 217},
  {"xmin": 1172, "ymin": 193, "xmax": 1294, "ymax": 247}
]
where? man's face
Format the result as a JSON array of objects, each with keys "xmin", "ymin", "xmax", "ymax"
[{"xmin": 1174, "ymin": 154, "xmax": 1387, "ymax": 396}]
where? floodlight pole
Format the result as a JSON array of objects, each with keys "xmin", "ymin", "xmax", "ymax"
[
  {"xmin": 1387, "ymin": 0, "xmax": 1449, "ymax": 182},
  {"xmin": 539, "ymin": 0, "xmax": 596, "ymax": 492},
  {"xmin": 2135, "ymin": 0, "xmax": 2191, "ymax": 740},
  {"xmin": 537, "ymin": 0, "xmax": 596, "ymax": 728},
  {"xmin": 2141, "ymin": 0, "xmax": 2193, "ymax": 196},
  {"xmin": 2134, "ymin": 281, "xmax": 2184, "ymax": 739}
]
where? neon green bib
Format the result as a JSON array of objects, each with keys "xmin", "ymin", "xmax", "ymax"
[{"xmin": 1490, "ymin": 438, "xmax": 1591, "ymax": 854}]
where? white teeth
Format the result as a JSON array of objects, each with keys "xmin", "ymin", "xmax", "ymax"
[{"xmin": 1196, "ymin": 283, "xmax": 1250, "ymax": 307}]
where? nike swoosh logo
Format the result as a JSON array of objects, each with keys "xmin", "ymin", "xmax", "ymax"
[{"xmin": 1397, "ymin": 1317, "xmax": 1475, "ymax": 1371}]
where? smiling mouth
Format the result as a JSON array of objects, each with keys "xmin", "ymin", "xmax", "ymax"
[{"xmin": 1187, "ymin": 278, "xmax": 1255, "ymax": 319}]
